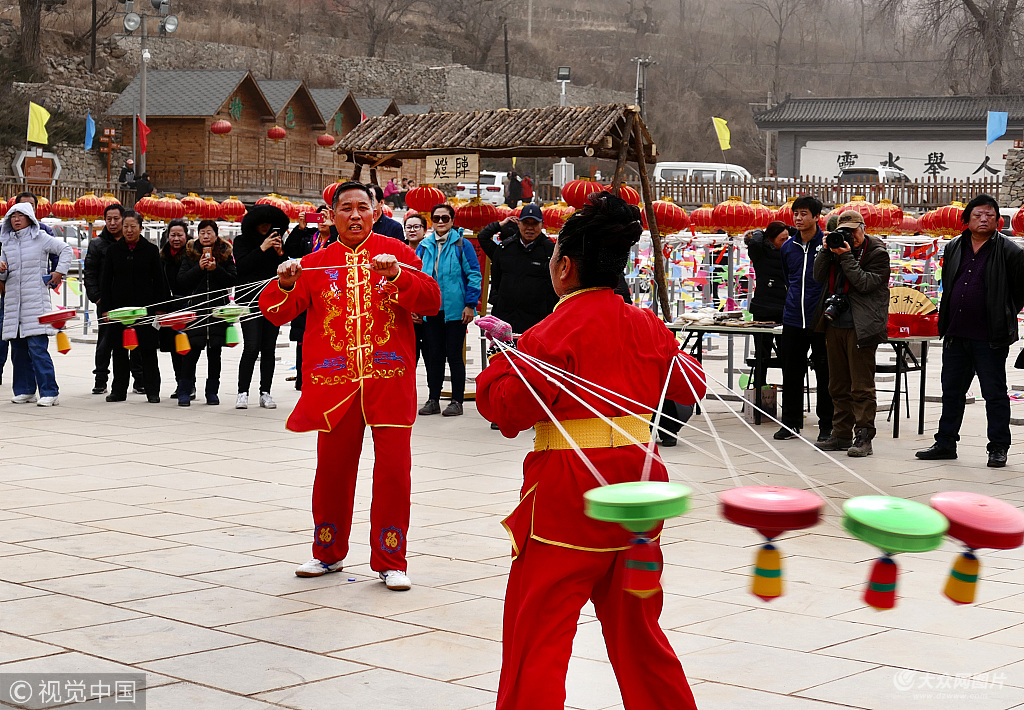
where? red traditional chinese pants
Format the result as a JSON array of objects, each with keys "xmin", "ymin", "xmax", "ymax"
[
  {"xmin": 497, "ymin": 539, "xmax": 698, "ymax": 710},
  {"xmin": 310, "ymin": 400, "xmax": 412, "ymax": 573}
]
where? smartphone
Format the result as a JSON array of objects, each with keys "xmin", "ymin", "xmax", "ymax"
[
  {"xmin": 305, "ymin": 212, "xmax": 324, "ymax": 224},
  {"xmin": 203, "ymin": 246, "xmax": 213, "ymax": 256}
]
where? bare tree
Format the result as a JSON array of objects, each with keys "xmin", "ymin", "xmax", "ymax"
[
  {"xmin": 333, "ymin": 0, "xmax": 422, "ymax": 57},
  {"xmin": 17, "ymin": 0, "xmax": 66, "ymax": 76},
  {"xmin": 423, "ymin": 0, "xmax": 514, "ymax": 69},
  {"xmin": 748, "ymin": 0, "xmax": 805, "ymax": 95}
]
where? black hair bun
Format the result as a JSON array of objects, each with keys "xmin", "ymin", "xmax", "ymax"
[{"xmin": 556, "ymin": 191, "xmax": 642, "ymax": 289}]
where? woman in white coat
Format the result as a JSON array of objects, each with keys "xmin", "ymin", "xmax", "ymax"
[{"xmin": 0, "ymin": 202, "xmax": 72, "ymax": 406}]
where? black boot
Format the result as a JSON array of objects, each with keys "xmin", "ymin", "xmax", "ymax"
[{"xmin": 177, "ymin": 379, "xmax": 193, "ymax": 407}]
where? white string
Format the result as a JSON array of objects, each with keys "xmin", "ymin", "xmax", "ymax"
[
  {"xmin": 642, "ymin": 361, "xmax": 675, "ymax": 483},
  {"xmin": 671, "ymin": 354, "xmax": 743, "ymax": 488}
]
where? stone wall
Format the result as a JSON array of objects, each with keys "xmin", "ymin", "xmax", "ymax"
[
  {"xmin": 1001, "ymin": 147, "xmax": 1024, "ymax": 207},
  {"xmin": 10, "ymin": 83, "xmax": 121, "ymax": 121},
  {"xmin": 4, "ymin": 142, "xmax": 131, "ymax": 187}
]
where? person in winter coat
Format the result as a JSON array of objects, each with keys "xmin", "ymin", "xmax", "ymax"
[
  {"xmin": 415, "ymin": 202, "xmax": 481, "ymax": 417},
  {"xmin": 477, "ymin": 204, "xmax": 557, "ymax": 335},
  {"xmin": 100, "ymin": 210, "xmax": 171, "ymax": 403},
  {"xmin": 403, "ymin": 212, "xmax": 429, "ymax": 363},
  {"xmin": 176, "ymin": 219, "xmax": 237, "ymax": 406},
  {"xmin": 776, "ymin": 195, "xmax": 833, "ymax": 443},
  {"xmin": 0, "ymin": 202, "xmax": 72, "ymax": 406},
  {"xmin": 743, "ymin": 221, "xmax": 790, "ymax": 385},
  {"xmin": 159, "ymin": 219, "xmax": 191, "ymax": 399},
  {"xmin": 232, "ymin": 203, "xmax": 294, "ymax": 410},
  {"xmin": 285, "ymin": 208, "xmax": 333, "ymax": 392}
]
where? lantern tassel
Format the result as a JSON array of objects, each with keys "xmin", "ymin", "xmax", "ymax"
[
  {"xmin": 623, "ymin": 534, "xmax": 661, "ymax": 599},
  {"xmin": 944, "ymin": 550, "xmax": 979, "ymax": 605},
  {"xmin": 864, "ymin": 555, "xmax": 898, "ymax": 610},
  {"xmin": 751, "ymin": 542, "xmax": 783, "ymax": 601},
  {"xmin": 55, "ymin": 331, "xmax": 71, "ymax": 355},
  {"xmin": 122, "ymin": 327, "xmax": 138, "ymax": 351}
]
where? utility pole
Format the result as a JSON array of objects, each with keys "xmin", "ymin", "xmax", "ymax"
[
  {"xmin": 140, "ymin": 18, "xmax": 148, "ymax": 172},
  {"xmin": 632, "ymin": 56, "xmax": 654, "ymax": 120},
  {"xmin": 503, "ymin": 20, "xmax": 511, "ymax": 110},
  {"xmin": 91, "ymin": 0, "xmax": 97, "ymax": 72},
  {"xmin": 749, "ymin": 91, "xmax": 774, "ymax": 176}
]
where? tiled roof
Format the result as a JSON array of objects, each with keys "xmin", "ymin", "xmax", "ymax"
[
  {"xmin": 309, "ymin": 89, "xmax": 352, "ymax": 120},
  {"xmin": 105, "ymin": 70, "xmax": 252, "ymax": 117},
  {"xmin": 257, "ymin": 80, "xmax": 302, "ymax": 115},
  {"xmin": 754, "ymin": 95, "xmax": 1024, "ymax": 126},
  {"xmin": 356, "ymin": 97, "xmax": 396, "ymax": 118},
  {"xmin": 397, "ymin": 104, "xmax": 432, "ymax": 114}
]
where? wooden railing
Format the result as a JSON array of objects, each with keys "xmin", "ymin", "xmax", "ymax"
[
  {"xmin": 146, "ymin": 164, "xmax": 349, "ymax": 199},
  {"xmin": 536, "ymin": 176, "xmax": 1005, "ymax": 212},
  {"xmin": 1, "ymin": 177, "xmax": 134, "ymax": 205}
]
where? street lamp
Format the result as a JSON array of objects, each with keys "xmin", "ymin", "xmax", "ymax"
[
  {"xmin": 556, "ymin": 67, "xmax": 570, "ymax": 107},
  {"xmin": 118, "ymin": 0, "xmax": 181, "ymax": 172}
]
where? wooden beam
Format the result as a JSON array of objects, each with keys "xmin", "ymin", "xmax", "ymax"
[
  {"xmin": 610, "ymin": 111, "xmax": 636, "ymax": 196},
  {"xmin": 633, "ymin": 121, "xmax": 672, "ymax": 319}
]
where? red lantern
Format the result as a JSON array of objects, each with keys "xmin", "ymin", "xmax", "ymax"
[
  {"xmin": 99, "ymin": 193, "xmax": 120, "ymax": 211},
  {"xmin": 561, "ymin": 179, "xmax": 604, "ymax": 209},
  {"xmin": 495, "ymin": 204, "xmax": 512, "ymax": 221},
  {"xmin": 933, "ymin": 201, "xmax": 966, "ymax": 238},
  {"xmin": 33, "ymin": 196, "xmax": 51, "ymax": 220},
  {"xmin": 317, "ymin": 133, "xmax": 335, "ymax": 148},
  {"xmin": 917, "ymin": 210, "xmax": 935, "ymax": 237},
  {"xmin": 643, "ymin": 198, "xmax": 689, "ymax": 234},
  {"xmin": 748, "ymin": 200, "xmax": 773, "ymax": 230},
  {"xmin": 455, "ymin": 198, "xmax": 500, "ymax": 232},
  {"xmin": 159, "ymin": 195, "xmax": 186, "ymax": 223},
  {"xmin": 135, "ymin": 195, "xmax": 158, "ymax": 221},
  {"xmin": 211, "ymin": 120, "xmax": 232, "ymax": 136},
  {"xmin": 601, "ymin": 183, "xmax": 641, "ymax": 206},
  {"xmin": 1012, "ymin": 209, "xmax": 1024, "ymax": 236},
  {"xmin": 405, "ymin": 185, "xmax": 447, "ymax": 214},
  {"xmin": 220, "ymin": 196, "xmax": 246, "ymax": 223},
  {"xmin": 296, "ymin": 201, "xmax": 317, "ymax": 220},
  {"xmin": 542, "ymin": 201, "xmax": 573, "ymax": 231},
  {"xmin": 200, "ymin": 197, "xmax": 221, "ymax": 221},
  {"xmin": 875, "ymin": 199, "xmax": 903, "ymax": 236},
  {"xmin": 267, "ymin": 125, "xmax": 286, "ymax": 142},
  {"xmin": 256, "ymin": 194, "xmax": 289, "ymax": 215},
  {"xmin": 381, "ymin": 203, "xmax": 393, "ymax": 218},
  {"xmin": 713, "ymin": 196, "xmax": 755, "ymax": 236},
  {"xmin": 895, "ymin": 214, "xmax": 919, "ymax": 236},
  {"xmin": 834, "ymin": 196, "xmax": 882, "ymax": 233},
  {"xmin": 181, "ymin": 193, "xmax": 204, "ymax": 221},
  {"xmin": 775, "ymin": 197, "xmax": 796, "ymax": 227},
  {"xmin": 74, "ymin": 192, "xmax": 105, "ymax": 223},
  {"xmin": 50, "ymin": 198, "xmax": 77, "ymax": 221},
  {"xmin": 322, "ymin": 181, "xmax": 344, "ymax": 207},
  {"xmin": 689, "ymin": 204, "xmax": 716, "ymax": 233}
]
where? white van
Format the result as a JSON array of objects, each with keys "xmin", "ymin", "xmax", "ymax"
[{"xmin": 653, "ymin": 162, "xmax": 753, "ymax": 183}]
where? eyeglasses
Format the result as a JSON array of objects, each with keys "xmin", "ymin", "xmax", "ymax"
[
  {"xmin": 432, "ymin": 214, "xmax": 452, "ymax": 223},
  {"xmin": 405, "ymin": 223, "xmax": 424, "ymax": 230}
]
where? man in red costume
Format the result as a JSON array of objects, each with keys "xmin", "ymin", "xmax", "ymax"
[
  {"xmin": 477, "ymin": 192, "xmax": 705, "ymax": 709},
  {"xmin": 260, "ymin": 181, "xmax": 441, "ymax": 590}
]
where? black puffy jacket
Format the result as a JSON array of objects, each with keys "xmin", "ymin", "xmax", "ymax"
[
  {"xmin": 745, "ymin": 230, "xmax": 786, "ymax": 319},
  {"xmin": 84, "ymin": 228, "xmax": 118, "ymax": 305},
  {"xmin": 477, "ymin": 221, "xmax": 557, "ymax": 334},
  {"xmin": 177, "ymin": 237, "xmax": 237, "ymax": 345}
]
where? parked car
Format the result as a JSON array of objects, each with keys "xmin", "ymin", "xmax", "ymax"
[
  {"xmin": 836, "ymin": 166, "xmax": 912, "ymax": 203},
  {"xmin": 456, "ymin": 170, "xmax": 508, "ymax": 206},
  {"xmin": 653, "ymin": 162, "xmax": 753, "ymax": 183}
]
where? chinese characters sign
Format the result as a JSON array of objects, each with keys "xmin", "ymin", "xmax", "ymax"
[{"xmin": 423, "ymin": 154, "xmax": 479, "ymax": 183}]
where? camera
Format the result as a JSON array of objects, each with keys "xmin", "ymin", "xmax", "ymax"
[
  {"xmin": 825, "ymin": 228, "xmax": 854, "ymax": 250},
  {"xmin": 822, "ymin": 294, "xmax": 849, "ymax": 322}
]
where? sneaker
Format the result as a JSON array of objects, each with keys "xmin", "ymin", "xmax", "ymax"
[
  {"xmin": 235, "ymin": 393, "xmax": 248, "ymax": 409},
  {"xmin": 190, "ymin": 387, "xmax": 197, "ymax": 401},
  {"xmin": 442, "ymin": 401, "xmax": 463, "ymax": 417},
  {"xmin": 132, "ymin": 386, "xmax": 146, "ymax": 395},
  {"xmin": 379, "ymin": 569, "xmax": 412, "ymax": 591},
  {"xmin": 295, "ymin": 559, "xmax": 343, "ymax": 578},
  {"xmin": 418, "ymin": 399, "xmax": 441, "ymax": 415},
  {"xmin": 848, "ymin": 428, "xmax": 874, "ymax": 457},
  {"xmin": 37, "ymin": 396, "xmax": 59, "ymax": 407},
  {"xmin": 773, "ymin": 426, "xmax": 799, "ymax": 440},
  {"xmin": 105, "ymin": 393, "xmax": 127, "ymax": 402},
  {"xmin": 817, "ymin": 428, "xmax": 833, "ymax": 443},
  {"xmin": 206, "ymin": 394, "xmax": 220, "ymax": 406},
  {"xmin": 916, "ymin": 443, "xmax": 957, "ymax": 460},
  {"xmin": 259, "ymin": 392, "xmax": 276, "ymax": 409},
  {"xmin": 11, "ymin": 394, "xmax": 38, "ymax": 404},
  {"xmin": 817, "ymin": 436, "xmax": 854, "ymax": 451},
  {"xmin": 91, "ymin": 386, "xmax": 107, "ymax": 395}
]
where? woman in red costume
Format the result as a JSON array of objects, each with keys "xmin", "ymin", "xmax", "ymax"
[{"xmin": 476, "ymin": 192, "xmax": 705, "ymax": 710}]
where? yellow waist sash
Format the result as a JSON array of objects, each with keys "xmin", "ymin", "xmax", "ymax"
[{"xmin": 534, "ymin": 414, "xmax": 653, "ymax": 451}]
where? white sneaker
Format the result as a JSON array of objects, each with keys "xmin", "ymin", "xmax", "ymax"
[
  {"xmin": 11, "ymin": 394, "xmax": 38, "ymax": 404},
  {"xmin": 379, "ymin": 569, "xmax": 411, "ymax": 591},
  {"xmin": 37, "ymin": 396, "xmax": 59, "ymax": 407},
  {"xmin": 295, "ymin": 559, "xmax": 343, "ymax": 578},
  {"xmin": 259, "ymin": 392, "xmax": 276, "ymax": 409},
  {"xmin": 235, "ymin": 392, "xmax": 248, "ymax": 409}
]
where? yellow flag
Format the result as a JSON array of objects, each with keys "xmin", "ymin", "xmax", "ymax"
[
  {"xmin": 27, "ymin": 102, "xmax": 50, "ymax": 144},
  {"xmin": 712, "ymin": 117, "xmax": 731, "ymax": 151}
]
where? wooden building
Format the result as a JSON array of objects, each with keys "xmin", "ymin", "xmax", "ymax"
[
  {"xmin": 355, "ymin": 97, "xmax": 400, "ymax": 120},
  {"xmin": 257, "ymin": 80, "xmax": 327, "ymax": 169},
  {"xmin": 309, "ymin": 89, "xmax": 363, "ymax": 169}
]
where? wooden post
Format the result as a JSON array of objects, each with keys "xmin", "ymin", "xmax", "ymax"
[
  {"xmin": 610, "ymin": 110, "xmax": 636, "ymax": 196},
  {"xmin": 633, "ymin": 121, "xmax": 672, "ymax": 319}
]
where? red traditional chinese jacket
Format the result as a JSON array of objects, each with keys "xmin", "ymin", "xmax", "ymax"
[
  {"xmin": 260, "ymin": 233, "xmax": 441, "ymax": 432},
  {"xmin": 476, "ymin": 287, "xmax": 707, "ymax": 555}
]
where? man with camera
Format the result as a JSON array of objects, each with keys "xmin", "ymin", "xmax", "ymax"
[{"xmin": 812, "ymin": 210, "xmax": 890, "ymax": 456}]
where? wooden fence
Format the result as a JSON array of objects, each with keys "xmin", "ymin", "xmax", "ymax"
[
  {"xmin": 146, "ymin": 164, "xmax": 350, "ymax": 200},
  {"xmin": 536, "ymin": 176, "xmax": 1004, "ymax": 212},
  {"xmin": 1, "ymin": 178, "xmax": 134, "ymax": 206}
]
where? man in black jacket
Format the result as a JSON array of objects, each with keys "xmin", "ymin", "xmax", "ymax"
[
  {"xmin": 477, "ymin": 203, "xmax": 557, "ymax": 335},
  {"xmin": 917, "ymin": 194, "xmax": 1024, "ymax": 468},
  {"xmin": 84, "ymin": 203, "xmax": 142, "ymax": 394}
]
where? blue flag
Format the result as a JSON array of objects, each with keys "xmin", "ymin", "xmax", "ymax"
[
  {"xmin": 84, "ymin": 110, "xmax": 95, "ymax": 150},
  {"xmin": 987, "ymin": 110, "xmax": 1008, "ymax": 145}
]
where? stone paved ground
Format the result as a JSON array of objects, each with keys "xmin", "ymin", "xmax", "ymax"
[{"xmin": 0, "ymin": 334, "xmax": 1023, "ymax": 710}]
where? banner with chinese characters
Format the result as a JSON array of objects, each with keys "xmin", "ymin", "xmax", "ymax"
[
  {"xmin": 800, "ymin": 139, "xmax": 1016, "ymax": 180},
  {"xmin": 424, "ymin": 154, "xmax": 479, "ymax": 183}
]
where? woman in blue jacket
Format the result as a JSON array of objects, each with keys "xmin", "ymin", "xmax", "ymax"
[{"xmin": 415, "ymin": 203, "xmax": 481, "ymax": 417}]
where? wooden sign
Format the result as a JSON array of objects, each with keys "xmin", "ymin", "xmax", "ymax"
[
  {"xmin": 424, "ymin": 154, "xmax": 479, "ymax": 183},
  {"xmin": 24, "ymin": 156, "xmax": 55, "ymax": 183}
]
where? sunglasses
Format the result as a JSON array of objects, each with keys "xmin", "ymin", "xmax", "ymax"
[{"xmin": 431, "ymin": 214, "xmax": 452, "ymax": 223}]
